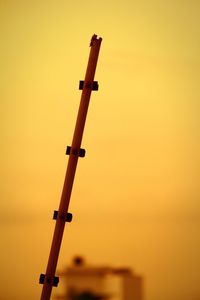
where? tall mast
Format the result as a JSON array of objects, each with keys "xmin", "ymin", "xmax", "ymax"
[{"xmin": 39, "ymin": 34, "xmax": 102, "ymax": 300}]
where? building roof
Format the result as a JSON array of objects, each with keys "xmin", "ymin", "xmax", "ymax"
[{"xmin": 59, "ymin": 256, "xmax": 133, "ymax": 277}]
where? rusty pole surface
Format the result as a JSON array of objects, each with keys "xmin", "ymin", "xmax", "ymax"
[{"xmin": 40, "ymin": 35, "xmax": 102, "ymax": 300}]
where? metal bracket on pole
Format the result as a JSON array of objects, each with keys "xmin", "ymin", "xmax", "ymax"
[
  {"xmin": 79, "ymin": 80, "xmax": 99, "ymax": 91},
  {"xmin": 53, "ymin": 210, "xmax": 73, "ymax": 223},
  {"xmin": 39, "ymin": 274, "xmax": 59, "ymax": 287},
  {"xmin": 66, "ymin": 146, "xmax": 86, "ymax": 157}
]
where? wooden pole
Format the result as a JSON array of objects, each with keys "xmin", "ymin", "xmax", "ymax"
[{"xmin": 40, "ymin": 34, "xmax": 102, "ymax": 300}]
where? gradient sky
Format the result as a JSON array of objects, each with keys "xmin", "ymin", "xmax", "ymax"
[{"xmin": 1, "ymin": 1, "xmax": 200, "ymax": 300}]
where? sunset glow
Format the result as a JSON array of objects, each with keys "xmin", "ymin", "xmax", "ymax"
[{"xmin": 1, "ymin": 1, "xmax": 200, "ymax": 300}]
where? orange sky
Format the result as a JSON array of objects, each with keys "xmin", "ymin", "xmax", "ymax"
[{"xmin": 1, "ymin": 1, "xmax": 200, "ymax": 300}]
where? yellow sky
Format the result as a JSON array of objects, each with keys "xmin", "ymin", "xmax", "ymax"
[{"xmin": 1, "ymin": 1, "xmax": 200, "ymax": 300}]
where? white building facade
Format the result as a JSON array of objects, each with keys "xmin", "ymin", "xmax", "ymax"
[{"xmin": 56, "ymin": 257, "xmax": 143, "ymax": 300}]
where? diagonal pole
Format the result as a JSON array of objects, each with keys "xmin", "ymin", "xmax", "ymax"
[{"xmin": 39, "ymin": 34, "xmax": 102, "ymax": 300}]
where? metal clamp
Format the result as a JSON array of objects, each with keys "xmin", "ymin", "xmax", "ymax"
[
  {"xmin": 53, "ymin": 210, "xmax": 73, "ymax": 223},
  {"xmin": 79, "ymin": 80, "xmax": 98, "ymax": 91},
  {"xmin": 66, "ymin": 146, "xmax": 85, "ymax": 157},
  {"xmin": 39, "ymin": 274, "xmax": 59, "ymax": 287}
]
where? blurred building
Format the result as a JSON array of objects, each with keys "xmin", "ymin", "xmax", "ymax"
[{"xmin": 55, "ymin": 256, "xmax": 143, "ymax": 300}]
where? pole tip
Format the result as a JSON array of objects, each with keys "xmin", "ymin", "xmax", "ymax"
[{"xmin": 90, "ymin": 34, "xmax": 102, "ymax": 46}]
